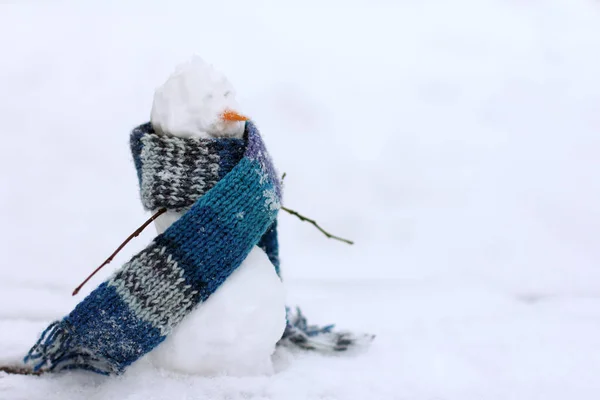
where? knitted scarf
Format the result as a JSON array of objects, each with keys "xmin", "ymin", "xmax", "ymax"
[{"xmin": 24, "ymin": 121, "xmax": 372, "ymax": 375}]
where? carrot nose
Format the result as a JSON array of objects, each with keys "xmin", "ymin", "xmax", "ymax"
[{"xmin": 221, "ymin": 109, "xmax": 249, "ymax": 122}]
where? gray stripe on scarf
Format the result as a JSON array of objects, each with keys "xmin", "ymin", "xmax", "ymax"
[
  {"xmin": 108, "ymin": 244, "xmax": 199, "ymax": 335},
  {"xmin": 138, "ymin": 134, "xmax": 221, "ymax": 211}
]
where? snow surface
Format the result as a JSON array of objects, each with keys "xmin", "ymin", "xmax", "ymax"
[{"xmin": 1, "ymin": 0, "xmax": 600, "ymax": 399}]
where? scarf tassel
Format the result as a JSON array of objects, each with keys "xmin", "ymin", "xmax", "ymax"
[
  {"xmin": 280, "ymin": 307, "xmax": 375, "ymax": 353},
  {"xmin": 23, "ymin": 320, "xmax": 115, "ymax": 375}
]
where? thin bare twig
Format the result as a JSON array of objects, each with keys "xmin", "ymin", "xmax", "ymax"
[
  {"xmin": 0, "ymin": 365, "xmax": 44, "ymax": 376},
  {"xmin": 281, "ymin": 206, "xmax": 354, "ymax": 245},
  {"xmin": 72, "ymin": 208, "xmax": 167, "ymax": 296},
  {"xmin": 72, "ymin": 170, "xmax": 351, "ymax": 296}
]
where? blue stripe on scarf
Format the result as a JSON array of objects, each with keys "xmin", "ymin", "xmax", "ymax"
[
  {"xmin": 159, "ymin": 157, "xmax": 277, "ymax": 296},
  {"xmin": 25, "ymin": 283, "xmax": 162, "ymax": 374},
  {"xmin": 66, "ymin": 283, "xmax": 163, "ymax": 366}
]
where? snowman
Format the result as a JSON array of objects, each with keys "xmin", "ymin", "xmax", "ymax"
[
  {"xmin": 146, "ymin": 56, "xmax": 286, "ymax": 376},
  {"xmin": 21, "ymin": 56, "xmax": 371, "ymax": 378}
]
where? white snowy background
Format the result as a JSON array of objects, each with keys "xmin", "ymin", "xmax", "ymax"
[{"xmin": 1, "ymin": 0, "xmax": 599, "ymax": 399}]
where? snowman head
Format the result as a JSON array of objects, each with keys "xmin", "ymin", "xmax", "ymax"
[{"xmin": 151, "ymin": 56, "xmax": 248, "ymax": 139}]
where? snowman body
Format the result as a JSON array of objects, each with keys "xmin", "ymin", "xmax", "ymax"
[{"xmin": 146, "ymin": 57, "xmax": 286, "ymax": 376}]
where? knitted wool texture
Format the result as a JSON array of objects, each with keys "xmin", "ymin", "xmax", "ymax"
[
  {"xmin": 129, "ymin": 123, "xmax": 372, "ymax": 353},
  {"xmin": 24, "ymin": 121, "xmax": 282, "ymax": 375},
  {"xmin": 130, "ymin": 123, "xmax": 280, "ymax": 273}
]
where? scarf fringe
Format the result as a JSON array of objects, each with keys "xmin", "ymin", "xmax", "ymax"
[
  {"xmin": 23, "ymin": 320, "xmax": 116, "ymax": 375},
  {"xmin": 279, "ymin": 307, "xmax": 375, "ymax": 353}
]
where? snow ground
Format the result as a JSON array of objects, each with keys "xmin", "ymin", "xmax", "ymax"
[{"xmin": 1, "ymin": 0, "xmax": 600, "ymax": 399}]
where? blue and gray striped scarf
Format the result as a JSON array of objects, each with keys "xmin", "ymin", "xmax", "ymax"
[{"xmin": 24, "ymin": 121, "xmax": 372, "ymax": 375}]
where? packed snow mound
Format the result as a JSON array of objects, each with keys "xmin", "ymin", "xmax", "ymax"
[{"xmin": 151, "ymin": 56, "xmax": 245, "ymax": 139}]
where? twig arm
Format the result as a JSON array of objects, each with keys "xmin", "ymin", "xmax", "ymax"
[
  {"xmin": 72, "ymin": 208, "xmax": 168, "ymax": 296},
  {"xmin": 281, "ymin": 206, "xmax": 354, "ymax": 245}
]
